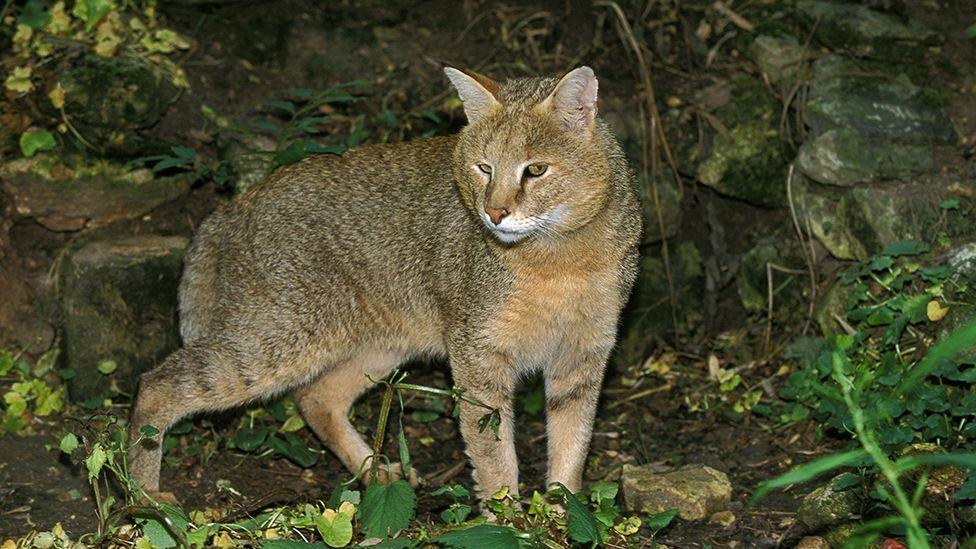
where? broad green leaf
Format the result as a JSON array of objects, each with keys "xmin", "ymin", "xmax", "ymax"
[
  {"xmin": 85, "ymin": 444, "xmax": 107, "ymax": 480},
  {"xmin": 966, "ymin": 22, "xmax": 976, "ymax": 39},
  {"xmin": 265, "ymin": 433, "xmax": 318, "ymax": 467},
  {"xmin": 139, "ymin": 504, "xmax": 189, "ymax": 549},
  {"xmin": 280, "ymin": 414, "xmax": 306, "ymax": 433},
  {"xmin": 17, "ymin": 0, "xmax": 51, "ymax": 29},
  {"xmin": 433, "ymin": 524, "xmax": 524, "ymax": 548},
  {"xmin": 19, "ymin": 130, "xmax": 56, "ymax": 157},
  {"xmin": 646, "ymin": 508, "xmax": 678, "ymax": 531},
  {"xmin": 59, "ymin": 433, "xmax": 78, "ymax": 454},
  {"xmin": 751, "ymin": 449, "xmax": 868, "ymax": 505},
  {"xmin": 359, "ymin": 480, "xmax": 416, "ymax": 538},
  {"xmin": 140, "ymin": 424, "xmax": 161, "ymax": 438},
  {"xmin": 315, "ymin": 508, "xmax": 353, "ymax": 548},
  {"xmin": 882, "ymin": 240, "xmax": 929, "ymax": 257},
  {"xmin": 276, "ymin": 141, "xmax": 308, "ymax": 165},
  {"xmin": 554, "ymin": 483, "xmax": 601, "ymax": 545},
  {"xmin": 234, "ymin": 426, "xmax": 269, "ymax": 451}
]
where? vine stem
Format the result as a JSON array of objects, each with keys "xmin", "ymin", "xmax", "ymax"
[{"xmin": 369, "ymin": 381, "xmax": 395, "ymax": 484}]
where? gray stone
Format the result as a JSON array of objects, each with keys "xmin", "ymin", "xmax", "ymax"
[
  {"xmin": 692, "ymin": 77, "xmax": 790, "ymax": 208},
  {"xmin": 621, "ymin": 463, "xmax": 732, "ymax": 521},
  {"xmin": 804, "ymin": 56, "xmax": 957, "ymax": 145},
  {"xmin": 796, "ymin": 128, "xmax": 933, "ymax": 187},
  {"xmin": 793, "ymin": 175, "xmax": 975, "ymax": 260},
  {"xmin": 60, "ymin": 235, "xmax": 187, "ymax": 400},
  {"xmin": 748, "ymin": 34, "xmax": 810, "ymax": 94},
  {"xmin": 796, "ymin": 0, "xmax": 941, "ymax": 61},
  {"xmin": 0, "ymin": 155, "xmax": 190, "ymax": 232},
  {"xmin": 796, "ymin": 478, "xmax": 862, "ymax": 532},
  {"xmin": 222, "ymin": 137, "xmax": 277, "ymax": 195}
]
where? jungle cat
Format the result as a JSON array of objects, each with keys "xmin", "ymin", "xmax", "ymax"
[{"xmin": 128, "ymin": 66, "xmax": 642, "ymax": 503}]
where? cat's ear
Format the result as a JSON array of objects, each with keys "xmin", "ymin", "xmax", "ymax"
[
  {"xmin": 444, "ymin": 67, "xmax": 501, "ymax": 124},
  {"xmin": 542, "ymin": 66, "xmax": 598, "ymax": 131}
]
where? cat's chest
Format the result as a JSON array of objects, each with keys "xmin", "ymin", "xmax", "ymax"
[{"xmin": 491, "ymin": 265, "xmax": 621, "ymax": 365}]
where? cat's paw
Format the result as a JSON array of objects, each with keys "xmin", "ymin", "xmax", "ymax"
[{"xmin": 363, "ymin": 462, "xmax": 424, "ymax": 488}]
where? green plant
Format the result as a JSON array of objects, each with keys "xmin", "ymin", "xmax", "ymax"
[
  {"xmin": 754, "ymin": 318, "xmax": 976, "ymax": 547},
  {"xmin": 779, "ymin": 240, "xmax": 975, "ymax": 450},
  {"xmin": 0, "ymin": 346, "xmax": 64, "ymax": 435}
]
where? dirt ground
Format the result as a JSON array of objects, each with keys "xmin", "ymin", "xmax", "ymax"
[{"xmin": 2, "ymin": 0, "xmax": 975, "ymax": 546}]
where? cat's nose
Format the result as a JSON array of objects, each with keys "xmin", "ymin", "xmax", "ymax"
[{"xmin": 484, "ymin": 206, "xmax": 510, "ymax": 225}]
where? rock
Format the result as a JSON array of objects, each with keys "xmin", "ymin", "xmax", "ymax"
[
  {"xmin": 804, "ymin": 56, "xmax": 957, "ymax": 145},
  {"xmin": 793, "ymin": 175, "xmax": 975, "ymax": 260},
  {"xmin": 708, "ymin": 510, "xmax": 736, "ymax": 527},
  {"xmin": 621, "ymin": 463, "xmax": 732, "ymax": 521},
  {"xmin": 692, "ymin": 77, "xmax": 790, "ymax": 208},
  {"xmin": 823, "ymin": 523, "xmax": 859, "ymax": 547},
  {"xmin": 796, "ymin": 128, "xmax": 933, "ymax": 187},
  {"xmin": 0, "ymin": 154, "xmax": 190, "ymax": 232},
  {"xmin": 898, "ymin": 443, "xmax": 967, "ymax": 525},
  {"xmin": 221, "ymin": 136, "xmax": 277, "ymax": 195},
  {"xmin": 748, "ymin": 34, "xmax": 810, "ymax": 94},
  {"xmin": 795, "ymin": 0, "xmax": 941, "ymax": 62},
  {"xmin": 56, "ymin": 55, "xmax": 178, "ymax": 155},
  {"xmin": 736, "ymin": 237, "xmax": 804, "ymax": 313},
  {"xmin": 60, "ymin": 235, "xmax": 187, "ymax": 400},
  {"xmin": 796, "ymin": 536, "xmax": 831, "ymax": 549},
  {"xmin": 796, "ymin": 477, "xmax": 862, "ymax": 532},
  {"xmin": 814, "ymin": 277, "xmax": 852, "ymax": 336}
]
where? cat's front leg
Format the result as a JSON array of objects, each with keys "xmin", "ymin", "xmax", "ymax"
[
  {"xmin": 450, "ymin": 350, "xmax": 519, "ymax": 501},
  {"xmin": 544, "ymin": 348, "xmax": 610, "ymax": 493}
]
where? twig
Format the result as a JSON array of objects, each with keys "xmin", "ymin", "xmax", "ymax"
[
  {"xmin": 785, "ymin": 165, "xmax": 818, "ymax": 335},
  {"xmin": 712, "ymin": 1, "xmax": 755, "ymax": 32},
  {"xmin": 607, "ymin": 382, "xmax": 673, "ymax": 409},
  {"xmin": 764, "ymin": 262, "xmax": 807, "ymax": 355}
]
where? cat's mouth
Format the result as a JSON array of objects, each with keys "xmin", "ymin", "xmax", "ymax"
[{"xmin": 491, "ymin": 225, "xmax": 530, "ymax": 243}]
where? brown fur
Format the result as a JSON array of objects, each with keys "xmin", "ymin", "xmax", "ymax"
[{"xmin": 128, "ymin": 66, "xmax": 642, "ymax": 502}]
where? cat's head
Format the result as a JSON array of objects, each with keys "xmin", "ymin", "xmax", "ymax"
[{"xmin": 446, "ymin": 66, "xmax": 613, "ymax": 245}]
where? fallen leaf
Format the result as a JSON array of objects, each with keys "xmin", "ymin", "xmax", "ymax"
[{"xmin": 926, "ymin": 300, "xmax": 949, "ymax": 322}]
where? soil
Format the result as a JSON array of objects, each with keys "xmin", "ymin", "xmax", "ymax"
[{"xmin": 1, "ymin": 0, "xmax": 975, "ymax": 546}]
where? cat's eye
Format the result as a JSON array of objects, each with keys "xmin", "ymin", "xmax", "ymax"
[
  {"xmin": 477, "ymin": 163, "xmax": 492, "ymax": 175},
  {"xmin": 525, "ymin": 163, "xmax": 548, "ymax": 178}
]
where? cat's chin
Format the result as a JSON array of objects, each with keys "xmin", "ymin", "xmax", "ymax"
[{"xmin": 490, "ymin": 227, "xmax": 530, "ymax": 244}]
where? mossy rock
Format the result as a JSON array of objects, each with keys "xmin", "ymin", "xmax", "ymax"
[
  {"xmin": 640, "ymin": 172, "xmax": 682, "ymax": 245},
  {"xmin": 60, "ymin": 235, "xmax": 187, "ymax": 401},
  {"xmin": 793, "ymin": 174, "xmax": 976, "ymax": 260},
  {"xmin": 797, "ymin": 128, "xmax": 934, "ymax": 187},
  {"xmin": 693, "ymin": 77, "xmax": 790, "ymax": 208},
  {"xmin": 56, "ymin": 55, "xmax": 178, "ymax": 154},
  {"xmin": 796, "ymin": 475, "xmax": 864, "ymax": 532},
  {"xmin": 747, "ymin": 33, "xmax": 810, "ymax": 95},
  {"xmin": 621, "ymin": 463, "xmax": 732, "ymax": 521},
  {"xmin": 0, "ymin": 154, "xmax": 191, "ymax": 231},
  {"xmin": 795, "ymin": 0, "xmax": 941, "ymax": 62},
  {"xmin": 804, "ymin": 56, "xmax": 957, "ymax": 145}
]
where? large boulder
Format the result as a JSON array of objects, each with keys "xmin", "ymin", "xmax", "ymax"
[
  {"xmin": 55, "ymin": 55, "xmax": 179, "ymax": 155},
  {"xmin": 0, "ymin": 155, "xmax": 190, "ymax": 232},
  {"xmin": 793, "ymin": 175, "xmax": 974, "ymax": 260},
  {"xmin": 795, "ymin": 0, "xmax": 941, "ymax": 62},
  {"xmin": 796, "ymin": 128, "xmax": 933, "ymax": 187},
  {"xmin": 621, "ymin": 463, "xmax": 732, "ymax": 521},
  {"xmin": 802, "ymin": 56, "xmax": 956, "ymax": 146},
  {"xmin": 747, "ymin": 33, "xmax": 810, "ymax": 95},
  {"xmin": 690, "ymin": 77, "xmax": 790, "ymax": 208},
  {"xmin": 60, "ymin": 235, "xmax": 187, "ymax": 401}
]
